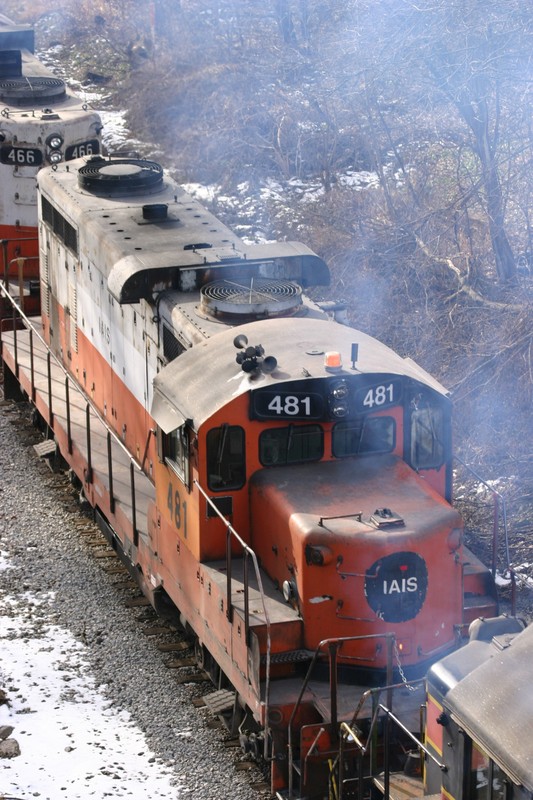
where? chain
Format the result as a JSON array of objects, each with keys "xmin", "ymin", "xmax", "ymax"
[{"xmin": 393, "ymin": 638, "xmax": 417, "ymax": 692}]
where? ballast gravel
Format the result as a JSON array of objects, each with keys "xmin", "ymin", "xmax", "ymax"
[{"xmin": 0, "ymin": 400, "xmax": 267, "ymax": 799}]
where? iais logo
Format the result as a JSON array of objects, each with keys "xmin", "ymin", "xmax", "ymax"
[{"xmin": 364, "ymin": 552, "xmax": 428, "ymax": 622}]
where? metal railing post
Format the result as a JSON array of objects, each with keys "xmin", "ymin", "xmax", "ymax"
[
  {"xmin": 85, "ymin": 403, "xmax": 92, "ymax": 483},
  {"xmin": 243, "ymin": 552, "xmax": 250, "ymax": 641},
  {"xmin": 29, "ymin": 328, "xmax": 35, "ymax": 401},
  {"xmin": 1, "ymin": 240, "xmax": 8, "ymax": 288},
  {"xmin": 107, "ymin": 432, "xmax": 115, "ymax": 513},
  {"xmin": 12, "ymin": 301, "xmax": 18, "ymax": 377},
  {"xmin": 130, "ymin": 462, "xmax": 138, "ymax": 546},
  {"xmin": 226, "ymin": 528, "xmax": 233, "ymax": 622},
  {"xmin": 47, "ymin": 351, "xmax": 53, "ymax": 426},
  {"xmin": 65, "ymin": 378, "xmax": 72, "ymax": 454}
]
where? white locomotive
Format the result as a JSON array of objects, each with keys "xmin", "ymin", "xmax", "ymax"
[{"xmin": 0, "ymin": 14, "xmax": 101, "ymax": 311}]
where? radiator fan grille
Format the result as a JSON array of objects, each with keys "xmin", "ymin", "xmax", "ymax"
[
  {"xmin": 77, "ymin": 158, "xmax": 164, "ymax": 197},
  {"xmin": 200, "ymin": 278, "xmax": 302, "ymax": 320},
  {"xmin": 0, "ymin": 76, "xmax": 66, "ymax": 105}
]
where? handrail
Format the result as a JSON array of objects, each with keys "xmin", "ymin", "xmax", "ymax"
[
  {"xmin": 455, "ymin": 455, "xmax": 516, "ymax": 613},
  {"xmin": 0, "ymin": 279, "xmax": 147, "ymax": 543},
  {"xmin": 337, "ymin": 703, "xmax": 447, "ymax": 800},
  {"xmin": 193, "ymin": 479, "xmax": 271, "ymax": 761},
  {"xmin": 286, "ymin": 633, "xmax": 396, "ymax": 799},
  {"xmin": 1, "ymin": 236, "xmax": 39, "ymax": 283},
  {"xmin": 2, "ymin": 255, "xmax": 40, "ymax": 313},
  {"xmin": 0, "ymin": 279, "xmax": 144, "ymax": 469}
]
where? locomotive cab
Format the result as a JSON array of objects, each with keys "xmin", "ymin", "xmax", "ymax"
[{"xmin": 151, "ymin": 319, "xmax": 466, "ymax": 676}]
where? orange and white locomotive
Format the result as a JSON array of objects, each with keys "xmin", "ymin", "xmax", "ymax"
[
  {"xmin": 10, "ymin": 153, "xmax": 497, "ymax": 797},
  {"xmin": 0, "ymin": 14, "xmax": 101, "ymax": 315}
]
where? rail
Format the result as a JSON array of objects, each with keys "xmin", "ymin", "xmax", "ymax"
[
  {"xmin": 1, "ymin": 236, "xmax": 39, "ymax": 298},
  {"xmin": 1, "ymin": 254, "xmax": 40, "ymax": 312},
  {"xmin": 286, "ymin": 634, "xmax": 397, "ymax": 799},
  {"xmin": 0, "ymin": 279, "xmax": 147, "ymax": 545},
  {"xmin": 455, "ymin": 455, "xmax": 516, "ymax": 613},
  {"xmin": 193, "ymin": 479, "xmax": 272, "ymax": 761},
  {"xmin": 336, "ymin": 699, "xmax": 447, "ymax": 800}
]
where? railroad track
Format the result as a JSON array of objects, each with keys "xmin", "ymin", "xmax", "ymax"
[{"xmin": 0, "ymin": 390, "xmax": 271, "ymax": 796}]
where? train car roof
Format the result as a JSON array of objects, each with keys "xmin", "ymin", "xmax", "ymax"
[
  {"xmin": 0, "ymin": 18, "xmax": 94, "ymax": 111},
  {"xmin": 37, "ymin": 158, "xmax": 330, "ymax": 296},
  {"xmin": 445, "ymin": 623, "xmax": 533, "ymax": 791},
  {"xmin": 0, "ymin": 14, "xmax": 34, "ymax": 52},
  {"xmin": 151, "ymin": 316, "xmax": 449, "ymax": 432}
]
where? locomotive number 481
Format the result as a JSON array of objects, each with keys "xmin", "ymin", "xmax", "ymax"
[
  {"xmin": 268, "ymin": 394, "xmax": 312, "ymax": 415},
  {"xmin": 362, "ymin": 383, "xmax": 395, "ymax": 408},
  {"xmin": 252, "ymin": 390, "xmax": 324, "ymax": 419}
]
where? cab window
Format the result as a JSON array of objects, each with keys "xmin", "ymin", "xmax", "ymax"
[
  {"xmin": 409, "ymin": 394, "xmax": 445, "ymax": 469},
  {"xmin": 259, "ymin": 425, "xmax": 323, "ymax": 466},
  {"xmin": 162, "ymin": 425, "xmax": 189, "ymax": 486},
  {"xmin": 468, "ymin": 743, "xmax": 508, "ymax": 800},
  {"xmin": 207, "ymin": 425, "xmax": 245, "ymax": 490},
  {"xmin": 333, "ymin": 417, "xmax": 395, "ymax": 457}
]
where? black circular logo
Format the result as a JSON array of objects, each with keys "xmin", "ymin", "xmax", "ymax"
[{"xmin": 365, "ymin": 552, "xmax": 428, "ymax": 622}]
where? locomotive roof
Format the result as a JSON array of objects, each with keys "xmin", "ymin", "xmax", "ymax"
[
  {"xmin": 0, "ymin": 14, "xmax": 34, "ymax": 52},
  {"xmin": 444, "ymin": 623, "xmax": 533, "ymax": 791},
  {"xmin": 37, "ymin": 159, "xmax": 330, "ymax": 297},
  {"xmin": 151, "ymin": 316, "xmax": 449, "ymax": 432}
]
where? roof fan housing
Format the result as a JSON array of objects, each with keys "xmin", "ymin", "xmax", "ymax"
[
  {"xmin": 78, "ymin": 157, "xmax": 164, "ymax": 197},
  {"xmin": 0, "ymin": 76, "xmax": 66, "ymax": 106},
  {"xmin": 199, "ymin": 278, "xmax": 303, "ymax": 322}
]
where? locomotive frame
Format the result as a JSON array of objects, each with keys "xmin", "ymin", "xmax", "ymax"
[{"xmin": 0, "ymin": 147, "xmax": 502, "ymax": 797}]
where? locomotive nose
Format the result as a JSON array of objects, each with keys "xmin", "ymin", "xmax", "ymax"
[{"xmin": 250, "ymin": 455, "xmax": 463, "ymax": 670}]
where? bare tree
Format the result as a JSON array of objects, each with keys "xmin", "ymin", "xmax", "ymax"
[{"xmin": 360, "ymin": 0, "xmax": 533, "ymax": 283}]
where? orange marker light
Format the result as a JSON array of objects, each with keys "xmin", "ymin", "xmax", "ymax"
[{"xmin": 324, "ymin": 351, "xmax": 342, "ymax": 371}]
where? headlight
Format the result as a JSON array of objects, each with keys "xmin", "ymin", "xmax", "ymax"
[
  {"xmin": 48, "ymin": 150, "xmax": 63, "ymax": 164},
  {"xmin": 330, "ymin": 379, "xmax": 348, "ymax": 399},
  {"xmin": 46, "ymin": 133, "xmax": 64, "ymax": 149},
  {"xmin": 329, "ymin": 399, "xmax": 349, "ymax": 418}
]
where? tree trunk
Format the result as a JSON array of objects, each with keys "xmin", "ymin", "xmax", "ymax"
[{"xmin": 457, "ymin": 95, "xmax": 516, "ymax": 282}]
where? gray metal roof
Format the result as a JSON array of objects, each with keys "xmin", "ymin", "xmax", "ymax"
[
  {"xmin": 38, "ymin": 159, "xmax": 330, "ymax": 302},
  {"xmin": 446, "ymin": 623, "xmax": 533, "ymax": 791},
  {"xmin": 151, "ymin": 316, "xmax": 449, "ymax": 432}
]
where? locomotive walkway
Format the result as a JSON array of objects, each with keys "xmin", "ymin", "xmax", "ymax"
[{"xmin": 0, "ymin": 316, "xmax": 153, "ymax": 546}]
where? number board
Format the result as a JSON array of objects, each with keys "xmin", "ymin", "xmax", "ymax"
[
  {"xmin": 354, "ymin": 379, "xmax": 402, "ymax": 413},
  {"xmin": 0, "ymin": 146, "xmax": 43, "ymax": 166},
  {"xmin": 252, "ymin": 390, "xmax": 325, "ymax": 420},
  {"xmin": 65, "ymin": 139, "xmax": 100, "ymax": 160}
]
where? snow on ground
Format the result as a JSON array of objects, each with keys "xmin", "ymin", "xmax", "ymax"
[{"xmin": 0, "ymin": 592, "xmax": 182, "ymax": 800}]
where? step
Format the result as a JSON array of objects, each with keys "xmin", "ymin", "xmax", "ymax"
[
  {"xmin": 33, "ymin": 439, "xmax": 57, "ymax": 458},
  {"xmin": 202, "ymin": 688, "xmax": 236, "ymax": 715},
  {"xmin": 373, "ymin": 771, "xmax": 424, "ymax": 800}
]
